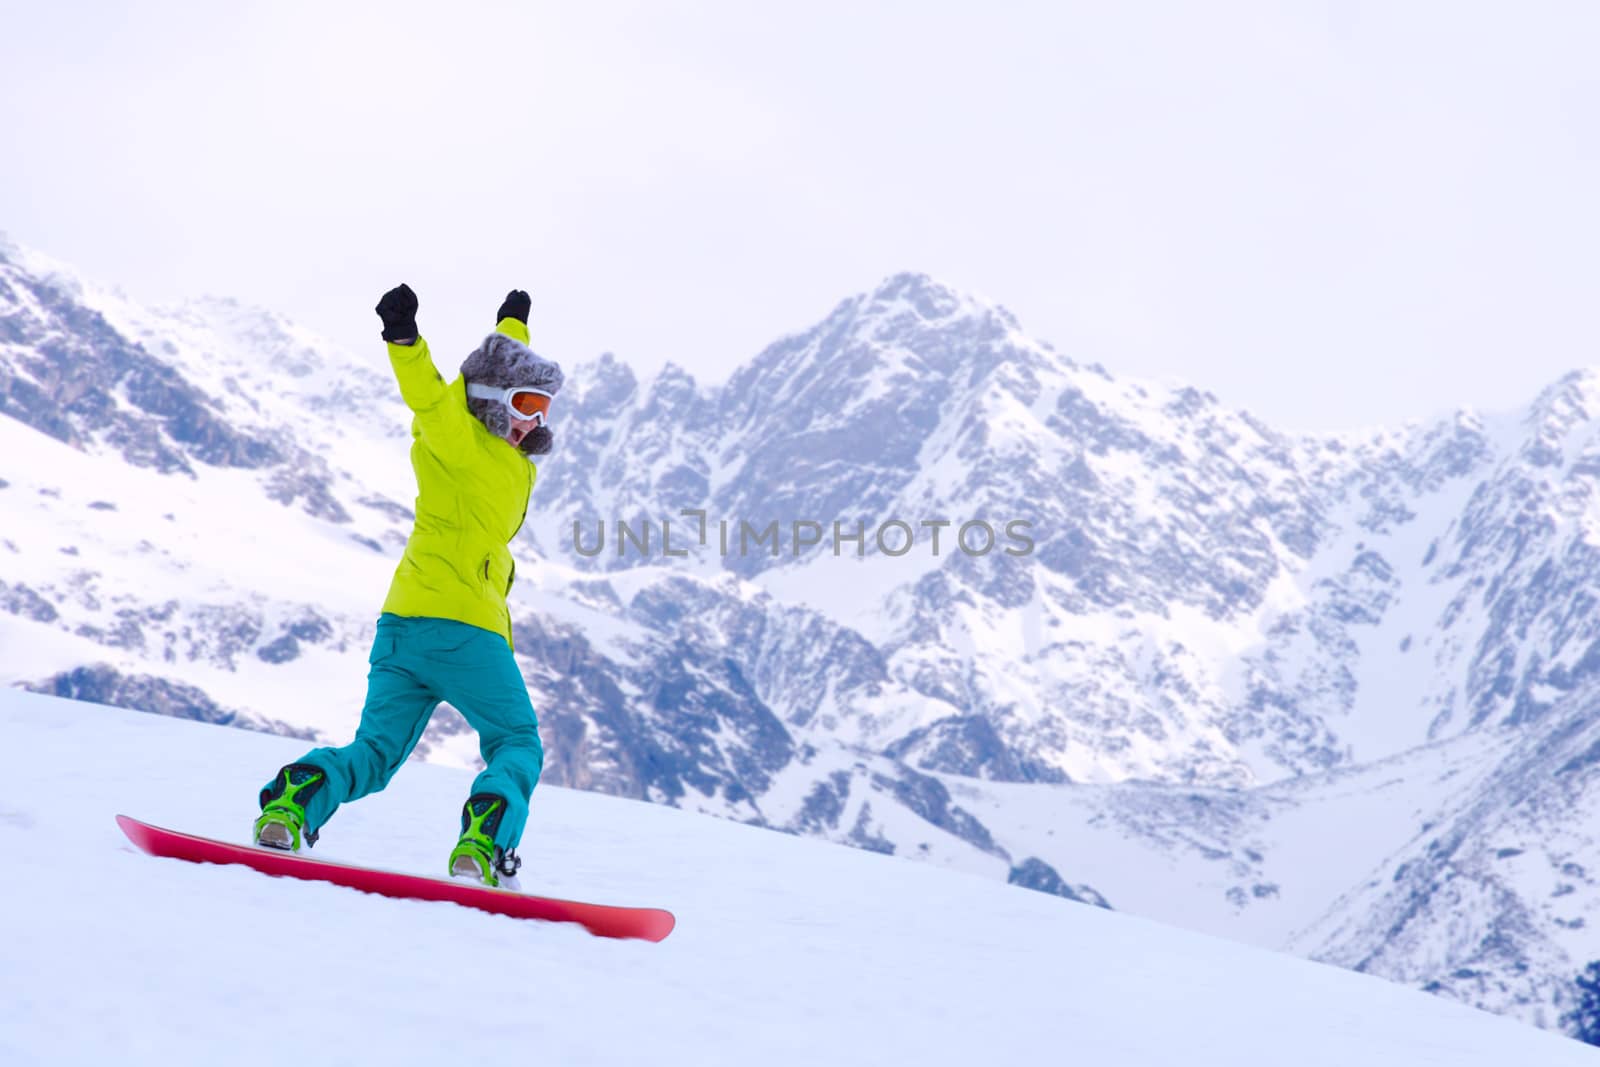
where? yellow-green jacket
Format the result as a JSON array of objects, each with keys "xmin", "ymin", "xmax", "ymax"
[{"xmin": 379, "ymin": 319, "xmax": 536, "ymax": 648}]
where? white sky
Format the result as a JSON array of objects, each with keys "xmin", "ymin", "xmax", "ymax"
[{"xmin": 1, "ymin": 0, "xmax": 1596, "ymax": 433}]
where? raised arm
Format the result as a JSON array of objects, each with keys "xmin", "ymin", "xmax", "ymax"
[
  {"xmin": 374, "ymin": 283, "xmax": 472, "ymax": 446},
  {"xmin": 493, "ymin": 288, "xmax": 533, "ymax": 346}
]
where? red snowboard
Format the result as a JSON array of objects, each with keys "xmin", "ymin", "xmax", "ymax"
[{"xmin": 116, "ymin": 815, "xmax": 675, "ymax": 942}]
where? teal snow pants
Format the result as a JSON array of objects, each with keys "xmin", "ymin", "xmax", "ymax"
[{"xmin": 272, "ymin": 613, "xmax": 544, "ymax": 850}]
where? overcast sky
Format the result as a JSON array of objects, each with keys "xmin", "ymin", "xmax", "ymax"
[{"xmin": 1, "ymin": 1, "xmax": 1596, "ymax": 432}]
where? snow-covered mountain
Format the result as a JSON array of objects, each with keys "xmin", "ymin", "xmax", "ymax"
[
  {"xmin": 4, "ymin": 232, "xmax": 1600, "ymax": 1037},
  {"xmin": 5, "ymin": 689, "xmax": 1596, "ymax": 1067}
]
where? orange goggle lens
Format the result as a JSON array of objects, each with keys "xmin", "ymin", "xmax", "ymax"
[{"xmin": 507, "ymin": 389, "xmax": 551, "ymax": 422}]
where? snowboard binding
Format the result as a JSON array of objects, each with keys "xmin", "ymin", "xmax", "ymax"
[
  {"xmin": 254, "ymin": 762, "xmax": 327, "ymax": 851},
  {"xmin": 449, "ymin": 793, "xmax": 522, "ymax": 890}
]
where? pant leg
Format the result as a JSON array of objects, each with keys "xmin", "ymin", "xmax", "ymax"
[
  {"xmin": 432, "ymin": 623, "xmax": 544, "ymax": 851},
  {"xmin": 268, "ymin": 617, "xmax": 440, "ymax": 836}
]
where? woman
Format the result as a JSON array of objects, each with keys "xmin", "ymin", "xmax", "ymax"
[{"xmin": 253, "ymin": 283, "xmax": 563, "ymax": 889}]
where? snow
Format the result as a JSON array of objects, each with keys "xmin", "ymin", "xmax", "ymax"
[
  {"xmin": 0, "ymin": 689, "xmax": 1592, "ymax": 1067},
  {"xmin": 943, "ymin": 726, "xmax": 1522, "ymax": 951}
]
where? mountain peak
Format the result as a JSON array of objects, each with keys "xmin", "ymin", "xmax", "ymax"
[
  {"xmin": 655, "ymin": 360, "xmax": 697, "ymax": 387},
  {"xmin": 0, "ymin": 234, "xmax": 87, "ymax": 303},
  {"xmin": 570, "ymin": 351, "xmax": 639, "ymax": 409},
  {"xmin": 867, "ymin": 270, "xmax": 953, "ymax": 303},
  {"xmin": 713, "ymin": 272, "xmax": 1056, "ymax": 447},
  {"xmin": 859, "ymin": 272, "xmax": 1017, "ymax": 332}
]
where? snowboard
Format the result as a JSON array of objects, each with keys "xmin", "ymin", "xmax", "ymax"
[{"xmin": 116, "ymin": 815, "xmax": 675, "ymax": 942}]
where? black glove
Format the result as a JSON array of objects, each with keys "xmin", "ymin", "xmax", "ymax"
[
  {"xmin": 496, "ymin": 289, "xmax": 532, "ymax": 325},
  {"xmin": 376, "ymin": 283, "xmax": 419, "ymax": 343},
  {"xmin": 520, "ymin": 425, "xmax": 553, "ymax": 456}
]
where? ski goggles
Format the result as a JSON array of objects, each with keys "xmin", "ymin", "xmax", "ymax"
[{"xmin": 467, "ymin": 384, "xmax": 553, "ymax": 426}]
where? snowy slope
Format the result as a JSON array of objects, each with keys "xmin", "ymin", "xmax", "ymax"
[
  {"xmin": 936, "ymin": 674, "xmax": 1600, "ymax": 1030},
  {"xmin": 1, "ymin": 689, "xmax": 1594, "ymax": 1067}
]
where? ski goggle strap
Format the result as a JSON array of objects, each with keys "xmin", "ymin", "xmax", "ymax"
[{"xmin": 467, "ymin": 384, "xmax": 553, "ymax": 426}]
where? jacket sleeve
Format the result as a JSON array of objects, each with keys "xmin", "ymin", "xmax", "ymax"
[
  {"xmin": 494, "ymin": 318, "xmax": 531, "ymax": 345},
  {"xmin": 387, "ymin": 336, "xmax": 473, "ymax": 449}
]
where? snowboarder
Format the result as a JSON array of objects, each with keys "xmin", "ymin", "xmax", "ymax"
[{"xmin": 254, "ymin": 283, "xmax": 564, "ymax": 888}]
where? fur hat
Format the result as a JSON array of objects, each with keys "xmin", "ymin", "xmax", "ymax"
[{"xmin": 460, "ymin": 332, "xmax": 565, "ymax": 454}]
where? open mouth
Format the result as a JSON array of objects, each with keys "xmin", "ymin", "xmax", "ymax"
[{"xmin": 507, "ymin": 425, "xmax": 529, "ymax": 447}]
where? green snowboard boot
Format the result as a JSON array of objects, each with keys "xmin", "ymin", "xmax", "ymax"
[
  {"xmin": 254, "ymin": 762, "xmax": 327, "ymax": 851},
  {"xmin": 448, "ymin": 793, "xmax": 523, "ymax": 890}
]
